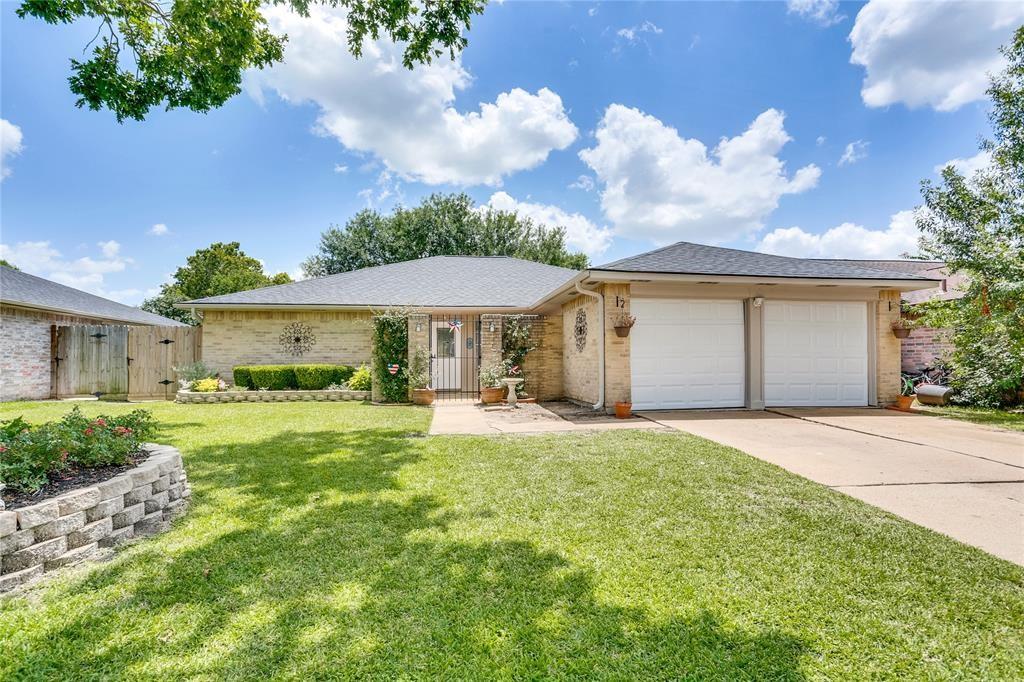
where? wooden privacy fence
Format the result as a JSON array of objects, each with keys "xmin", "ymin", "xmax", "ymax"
[{"xmin": 52, "ymin": 325, "xmax": 201, "ymax": 401}]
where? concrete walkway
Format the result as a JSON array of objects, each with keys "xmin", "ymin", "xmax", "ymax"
[
  {"xmin": 429, "ymin": 401, "xmax": 665, "ymax": 436},
  {"xmin": 642, "ymin": 408, "xmax": 1024, "ymax": 565}
]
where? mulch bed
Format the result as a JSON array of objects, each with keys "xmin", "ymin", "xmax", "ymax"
[{"xmin": 2, "ymin": 450, "xmax": 151, "ymax": 511}]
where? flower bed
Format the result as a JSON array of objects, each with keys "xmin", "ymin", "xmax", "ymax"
[
  {"xmin": 176, "ymin": 389, "xmax": 370, "ymax": 404},
  {"xmin": 1, "ymin": 443, "xmax": 189, "ymax": 593}
]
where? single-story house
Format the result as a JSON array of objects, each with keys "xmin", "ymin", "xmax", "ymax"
[
  {"xmin": 1, "ymin": 265, "xmax": 184, "ymax": 401},
  {"xmin": 181, "ymin": 242, "xmax": 941, "ymax": 410}
]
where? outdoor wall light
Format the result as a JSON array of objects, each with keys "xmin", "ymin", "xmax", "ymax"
[
  {"xmin": 753, "ymin": 297, "xmax": 764, "ymax": 308},
  {"xmin": 488, "ymin": 321, "xmax": 496, "ymax": 333},
  {"xmin": 415, "ymin": 321, "xmax": 422, "ymax": 332}
]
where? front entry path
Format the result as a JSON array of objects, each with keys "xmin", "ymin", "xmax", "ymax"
[
  {"xmin": 642, "ymin": 408, "xmax": 1024, "ymax": 566},
  {"xmin": 429, "ymin": 401, "xmax": 666, "ymax": 436}
]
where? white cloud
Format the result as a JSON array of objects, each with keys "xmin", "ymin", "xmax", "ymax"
[
  {"xmin": 1, "ymin": 119, "xmax": 24, "ymax": 181},
  {"xmin": 149, "ymin": 223, "xmax": 169, "ymax": 236},
  {"xmin": 936, "ymin": 149, "xmax": 990, "ymax": 177},
  {"xmin": 757, "ymin": 210, "xmax": 921, "ymax": 259},
  {"xmin": 588, "ymin": 7, "xmax": 598, "ymax": 18},
  {"xmin": 787, "ymin": 0, "xmax": 845, "ymax": 27},
  {"xmin": 333, "ymin": 164, "xmax": 349, "ymax": 174},
  {"xmin": 246, "ymin": 5, "xmax": 577, "ymax": 186},
  {"xmin": 484, "ymin": 191, "xmax": 612, "ymax": 258},
  {"xmin": 816, "ymin": 135, "xmax": 827, "ymax": 146},
  {"xmin": 579, "ymin": 105, "xmax": 820, "ymax": 245},
  {"xmin": 850, "ymin": 0, "xmax": 1024, "ymax": 112},
  {"xmin": 569, "ymin": 174, "xmax": 595, "ymax": 192},
  {"xmin": 838, "ymin": 139, "xmax": 869, "ymax": 166},
  {"xmin": 0, "ymin": 240, "xmax": 134, "ymax": 295},
  {"xmin": 617, "ymin": 21, "xmax": 663, "ymax": 44}
]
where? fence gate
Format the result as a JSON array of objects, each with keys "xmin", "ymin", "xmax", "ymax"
[
  {"xmin": 53, "ymin": 325, "xmax": 200, "ymax": 401},
  {"xmin": 53, "ymin": 325, "xmax": 130, "ymax": 400},
  {"xmin": 429, "ymin": 314, "xmax": 481, "ymax": 401}
]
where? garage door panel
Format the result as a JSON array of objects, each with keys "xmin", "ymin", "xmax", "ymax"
[
  {"xmin": 764, "ymin": 301, "xmax": 868, "ymax": 407},
  {"xmin": 631, "ymin": 299, "xmax": 746, "ymax": 410}
]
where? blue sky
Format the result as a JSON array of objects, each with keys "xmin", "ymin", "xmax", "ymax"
[{"xmin": 1, "ymin": 1, "xmax": 1017, "ymax": 304}]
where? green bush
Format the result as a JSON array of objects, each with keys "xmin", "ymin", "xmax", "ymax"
[
  {"xmin": 372, "ymin": 311, "xmax": 408, "ymax": 402},
  {"xmin": 1, "ymin": 407, "xmax": 156, "ymax": 493},
  {"xmin": 233, "ymin": 366, "xmax": 253, "ymax": 389},
  {"xmin": 294, "ymin": 364, "xmax": 355, "ymax": 390},
  {"xmin": 247, "ymin": 365, "xmax": 298, "ymax": 391},
  {"xmin": 193, "ymin": 378, "xmax": 222, "ymax": 392},
  {"xmin": 348, "ymin": 364, "xmax": 372, "ymax": 391}
]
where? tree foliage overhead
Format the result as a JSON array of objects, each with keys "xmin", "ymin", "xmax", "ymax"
[
  {"xmin": 142, "ymin": 241, "xmax": 291, "ymax": 324},
  {"xmin": 302, "ymin": 193, "xmax": 589, "ymax": 277},
  {"xmin": 18, "ymin": 0, "xmax": 486, "ymax": 122},
  {"xmin": 915, "ymin": 26, "xmax": 1024, "ymax": 407}
]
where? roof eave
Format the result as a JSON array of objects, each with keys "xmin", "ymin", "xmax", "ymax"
[
  {"xmin": 176, "ymin": 302, "xmax": 542, "ymax": 313},
  {"xmin": 1, "ymin": 299, "xmax": 179, "ymax": 325},
  {"xmin": 583, "ymin": 269, "xmax": 941, "ymax": 291}
]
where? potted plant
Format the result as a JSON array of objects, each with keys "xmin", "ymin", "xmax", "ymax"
[
  {"xmin": 405, "ymin": 348, "xmax": 435, "ymax": 405},
  {"xmin": 613, "ymin": 312, "xmax": 637, "ymax": 338},
  {"xmin": 614, "ymin": 401, "xmax": 632, "ymax": 419},
  {"xmin": 479, "ymin": 362, "xmax": 506, "ymax": 404},
  {"xmin": 891, "ymin": 318, "xmax": 913, "ymax": 339},
  {"xmin": 895, "ymin": 375, "xmax": 916, "ymax": 411}
]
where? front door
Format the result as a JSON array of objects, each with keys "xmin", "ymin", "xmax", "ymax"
[{"xmin": 431, "ymin": 320, "xmax": 462, "ymax": 390}]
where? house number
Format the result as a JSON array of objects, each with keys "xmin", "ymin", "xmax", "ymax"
[{"xmin": 615, "ymin": 296, "xmax": 626, "ymax": 309}]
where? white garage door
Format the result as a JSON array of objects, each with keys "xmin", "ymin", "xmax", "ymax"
[
  {"xmin": 631, "ymin": 299, "xmax": 745, "ymax": 410},
  {"xmin": 763, "ymin": 301, "xmax": 868, "ymax": 407}
]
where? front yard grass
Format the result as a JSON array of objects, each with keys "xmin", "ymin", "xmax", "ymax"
[
  {"xmin": 1, "ymin": 401, "xmax": 1021, "ymax": 679},
  {"xmin": 917, "ymin": 403, "xmax": 1024, "ymax": 432}
]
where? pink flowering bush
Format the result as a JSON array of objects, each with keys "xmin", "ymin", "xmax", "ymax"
[{"xmin": 0, "ymin": 407, "xmax": 155, "ymax": 493}]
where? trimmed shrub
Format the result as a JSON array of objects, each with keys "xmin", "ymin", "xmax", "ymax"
[
  {"xmin": 233, "ymin": 366, "xmax": 253, "ymax": 389},
  {"xmin": 294, "ymin": 364, "xmax": 355, "ymax": 390},
  {"xmin": 348, "ymin": 364, "xmax": 372, "ymax": 391},
  {"xmin": 248, "ymin": 365, "xmax": 298, "ymax": 391},
  {"xmin": 372, "ymin": 311, "xmax": 408, "ymax": 402},
  {"xmin": 193, "ymin": 378, "xmax": 222, "ymax": 392}
]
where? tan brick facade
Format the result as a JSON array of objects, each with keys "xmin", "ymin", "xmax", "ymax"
[
  {"xmin": 561, "ymin": 294, "xmax": 600, "ymax": 404},
  {"xmin": 200, "ymin": 309, "xmax": 372, "ymax": 381},
  {"xmin": 601, "ymin": 283, "xmax": 631, "ymax": 407},
  {"xmin": 519, "ymin": 315, "xmax": 563, "ymax": 401},
  {"xmin": 876, "ymin": 290, "xmax": 902, "ymax": 405},
  {"xmin": 480, "ymin": 315, "xmax": 503, "ymax": 376}
]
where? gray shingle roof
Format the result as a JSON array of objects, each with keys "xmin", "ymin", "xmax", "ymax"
[
  {"xmin": 0, "ymin": 266, "xmax": 185, "ymax": 325},
  {"xmin": 183, "ymin": 256, "xmax": 579, "ymax": 308},
  {"xmin": 594, "ymin": 242, "xmax": 941, "ymax": 281},
  {"xmin": 809, "ymin": 259, "xmax": 945, "ymax": 275}
]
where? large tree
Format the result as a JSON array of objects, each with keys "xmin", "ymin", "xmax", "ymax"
[
  {"xmin": 143, "ymin": 241, "xmax": 291, "ymax": 324},
  {"xmin": 915, "ymin": 26, "xmax": 1024, "ymax": 406},
  {"xmin": 17, "ymin": 0, "xmax": 486, "ymax": 122},
  {"xmin": 302, "ymin": 193, "xmax": 589, "ymax": 276}
]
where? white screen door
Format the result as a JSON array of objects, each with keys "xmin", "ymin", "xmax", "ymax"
[{"xmin": 431, "ymin": 321, "xmax": 462, "ymax": 390}]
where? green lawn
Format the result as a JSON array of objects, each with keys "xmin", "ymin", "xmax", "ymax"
[
  {"xmin": 917, "ymin": 403, "xmax": 1024, "ymax": 432},
  {"xmin": 1, "ymin": 402, "xmax": 1022, "ymax": 680}
]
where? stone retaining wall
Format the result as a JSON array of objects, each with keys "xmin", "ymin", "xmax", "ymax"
[
  {"xmin": 176, "ymin": 389, "xmax": 370, "ymax": 404},
  {"xmin": 0, "ymin": 444, "xmax": 189, "ymax": 593}
]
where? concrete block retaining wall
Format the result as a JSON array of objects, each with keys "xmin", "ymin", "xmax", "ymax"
[
  {"xmin": 176, "ymin": 389, "xmax": 370, "ymax": 404},
  {"xmin": 0, "ymin": 444, "xmax": 189, "ymax": 593}
]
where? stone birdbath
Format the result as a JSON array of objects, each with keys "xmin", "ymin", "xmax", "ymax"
[{"xmin": 503, "ymin": 378, "xmax": 524, "ymax": 407}]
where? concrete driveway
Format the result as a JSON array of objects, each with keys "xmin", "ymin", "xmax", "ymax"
[{"xmin": 642, "ymin": 408, "xmax": 1024, "ymax": 565}]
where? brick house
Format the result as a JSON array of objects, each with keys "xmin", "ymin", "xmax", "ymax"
[
  {"xmin": 181, "ymin": 242, "xmax": 940, "ymax": 410},
  {"xmin": 1, "ymin": 266, "xmax": 184, "ymax": 401}
]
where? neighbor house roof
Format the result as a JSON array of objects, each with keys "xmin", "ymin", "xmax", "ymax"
[
  {"xmin": 0, "ymin": 266, "xmax": 185, "ymax": 325},
  {"xmin": 181, "ymin": 256, "xmax": 580, "ymax": 309},
  {"xmin": 592, "ymin": 242, "xmax": 941, "ymax": 281}
]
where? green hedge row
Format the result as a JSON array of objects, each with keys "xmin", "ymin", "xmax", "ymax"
[{"xmin": 233, "ymin": 364, "xmax": 356, "ymax": 391}]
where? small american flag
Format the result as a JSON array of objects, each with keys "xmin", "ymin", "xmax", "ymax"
[{"xmin": 448, "ymin": 319, "xmax": 462, "ymax": 331}]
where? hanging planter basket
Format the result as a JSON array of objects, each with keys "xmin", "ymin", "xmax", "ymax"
[
  {"xmin": 613, "ymin": 312, "xmax": 636, "ymax": 338},
  {"xmin": 892, "ymin": 326, "xmax": 911, "ymax": 339}
]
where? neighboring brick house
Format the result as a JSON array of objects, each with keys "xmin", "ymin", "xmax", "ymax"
[
  {"xmin": 182, "ymin": 243, "xmax": 940, "ymax": 410},
  {"xmin": 1, "ymin": 266, "xmax": 184, "ymax": 401}
]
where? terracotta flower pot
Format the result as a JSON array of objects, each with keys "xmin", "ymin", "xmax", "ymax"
[
  {"xmin": 480, "ymin": 386, "xmax": 504, "ymax": 405},
  {"xmin": 412, "ymin": 388, "xmax": 436, "ymax": 406},
  {"xmin": 895, "ymin": 395, "xmax": 914, "ymax": 411},
  {"xmin": 892, "ymin": 327, "xmax": 911, "ymax": 339},
  {"xmin": 614, "ymin": 401, "xmax": 632, "ymax": 419}
]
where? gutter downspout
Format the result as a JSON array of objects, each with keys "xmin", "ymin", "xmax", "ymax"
[{"xmin": 574, "ymin": 280, "xmax": 605, "ymax": 411}]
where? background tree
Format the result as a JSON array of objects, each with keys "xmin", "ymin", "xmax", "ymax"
[
  {"xmin": 915, "ymin": 26, "xmax": 1024, "ymax": 407},
  {"xmin": 302, "ymin": 193, "xmax": 588, "ymax": 276},
  {"xmin": 143, "ymin": 242, "xmax": 291, "ymax": 324},
  {"xmin": 17, "ymin": 0, "xmax": 486, "ymax": 122},
  {"xmin": 0, "ymin": 260, "xmax": 19, "ymax": 270}
]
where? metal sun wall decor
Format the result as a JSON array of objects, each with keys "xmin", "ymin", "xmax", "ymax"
[
  {"xmin": 279, "ymin": 322, "xmax": 316, "ymax": 356},
  {"xmin": 574, "ymin": 309, "xmax": 588, "ymax": 352}
]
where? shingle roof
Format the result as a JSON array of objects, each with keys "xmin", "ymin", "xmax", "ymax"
[
  {"xmin": 809, "ymin": 259, "xmax": 944, "ymax": 275},
  {"xmin": 593, "ymin": 242, "xmax": 940, "ymax": 281},
  {"xmin": 183, "ymin": 256, "xmax": 580, "ymax": 308},
  {"xmin": 1, "ymin": 266, "xmax": 185, "ymax": 325}
]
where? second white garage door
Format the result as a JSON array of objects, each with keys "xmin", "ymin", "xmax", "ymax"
[
  {"xmin": 763, "ymin": 301, "xmax": 868, "ymax": 406},
  {"xmin": 631, "ymin": 299, "xmax": 745, "ymax": 410}
]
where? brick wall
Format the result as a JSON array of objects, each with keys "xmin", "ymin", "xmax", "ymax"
[
  {"xmin": 901, "ymin": 325, "xmax": 951, "ymax": 372},
  {"xmin": 200, "ymin": 309, "xmax": 372, "ymax": 381},
  {"xmin": 876, "ymin": 291, "xmax": 902, "ymax": 405},
  {"xmin": 562, "ymin": 294, "xmax": 600, "ymax": 404},
  {"xmin": 1, "ymin": 305, "xmax": 116, "ymax": 402},
  {"xmin": 602, "ymin": 283, "xmax": 631, "ymax": 406},
  {"xmin": 519, "ymin": 315, "xmax": 563, "ymax": 401}
]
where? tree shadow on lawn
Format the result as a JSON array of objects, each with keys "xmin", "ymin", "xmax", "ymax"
[{"xmin": 4, "ymin": 428, "xmax": 808, "ymax": 679}]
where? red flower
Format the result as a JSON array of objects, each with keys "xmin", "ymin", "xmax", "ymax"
[
  {"xmin": 0, "ymin": 445, "xmax": 7, "ymax": 453},
  {"xmin": 84, "ymin": 427, "xmax": 94, "ymax": 436},
  {"xmin": 94, "ymin": 418, "xmax": 107, "ymax": 427}
]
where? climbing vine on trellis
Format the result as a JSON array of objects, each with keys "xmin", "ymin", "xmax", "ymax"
[
  {"xmin": 372, "ymin": 310, "xmax": 409, "ymax": 403},
  {"xmin": 502, "ymin": 314, "xmax": 536, "ymax": 396}
]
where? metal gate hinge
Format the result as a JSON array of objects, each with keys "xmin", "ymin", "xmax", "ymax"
[{"xmin": 159, "ymin": 339, "xmax": 175, "ymax": 345}]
